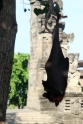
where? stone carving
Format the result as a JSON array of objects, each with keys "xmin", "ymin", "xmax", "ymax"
[
  {"xmin": 68, "ymin": 53, "xmax": 79, "ymax": 73},
  {"xmin": 71, "ymin": 99, "xmax": 82, "ymax": 115},
  {"xmin": 60, "ymin": 31, "xmax": 74, "ymax": 58},
  {"xmin": 67, "ymin": 53, "xmax": 81, "ymax": 92}
]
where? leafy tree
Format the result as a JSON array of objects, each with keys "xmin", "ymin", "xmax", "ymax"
[{"xmin": 8, "ymin": 53, "xmax": 30, "ymax": 109}]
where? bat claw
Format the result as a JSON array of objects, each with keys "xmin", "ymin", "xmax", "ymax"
[{"xmin": 55, "ymin": 102, "xmax": 59, "ymax": 107}]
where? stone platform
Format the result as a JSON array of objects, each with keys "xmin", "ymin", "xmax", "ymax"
[
  {"xmin": 6, "ymin": 109, "xmax": 54, "ymax": 124},
  {"xmin": 6, "ymin": 109, "xmax": 83, "ymax": 124}
]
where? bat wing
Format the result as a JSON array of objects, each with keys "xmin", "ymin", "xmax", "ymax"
[
  {"xmin": 42, "ymin": 57, "xmax": 69, "ymax": 96},
  {"xmin": 42, "ymin": 16, "xmax": 69, "ymax": 102},
  {"xmin": 42, "ymin": 14, "xmax": 69, "ymax": 107}
]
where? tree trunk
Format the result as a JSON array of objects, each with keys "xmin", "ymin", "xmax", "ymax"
[{"xmin": 0, "ymin": 0, "xmax": 17, "ymax": 123}]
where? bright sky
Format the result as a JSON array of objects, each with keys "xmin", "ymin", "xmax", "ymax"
[{"xmin": 15, "ymin": 0, "xmax": 83, "ymax": 60}]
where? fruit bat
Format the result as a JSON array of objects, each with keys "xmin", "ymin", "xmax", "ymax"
[{"xmin": 42, "ymin": 14, "xmax": 69, "ymax": 107}]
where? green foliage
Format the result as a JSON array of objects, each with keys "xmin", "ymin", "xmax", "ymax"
[
  {"xmin": 7, "ymin": 104, "xmax": 18, "ymax": 109},
  {"xmin": 8, "ymin": 53, "xmax": 30, "ymax": 109},
  {"xmin": 33, "ymin": 0, "xmax": 60, "ymax": 17},
  {"xmin": 24, "ymin": 0, "xmax": 61, "ymax": 19},
  {"xmin": 54, "ymin": 5, "xmax": 60, "ymax": 13},
  {"xmin": 34, "ymin": 2, "xmax": 49, "ymax": 16},
  {"xmin": 34, "ymin": 8, "xmax": 48, "ymax": 16}
]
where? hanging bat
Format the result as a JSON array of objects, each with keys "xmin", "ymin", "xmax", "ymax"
[{"xmin": 42, "ymin": 14, "xmax": 69, "ymax": 107}]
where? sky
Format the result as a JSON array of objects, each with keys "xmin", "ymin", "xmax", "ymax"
[{"xmin": 15, "ymin": 0, "xmax": 83, "ymax": 60}]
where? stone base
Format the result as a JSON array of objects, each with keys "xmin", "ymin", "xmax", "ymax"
[
  {"xmin": 6, "ymin": 109, "xmax": 83, "ymax": 124},
  {"xmin": 27, "ymin": 98, "xmax": 56, "ymax": 111}
]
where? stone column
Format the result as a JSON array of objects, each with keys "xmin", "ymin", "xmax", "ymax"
[
  {"xmin": 27, "ymin": 0, "xmax": 42, "ymax": 110},
  {"xmin": 27, "ymin": 0, "xmax": 56, "ymax": 110}
]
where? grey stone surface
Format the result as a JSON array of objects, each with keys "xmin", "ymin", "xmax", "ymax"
[{"xmin": 6, "ymin": 109, "xmax": 83, "ymax": 124}]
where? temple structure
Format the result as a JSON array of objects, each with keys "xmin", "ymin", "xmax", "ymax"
[{"xmin": 27, "ymin": 0, "xmax": 83, "ymax": 115}]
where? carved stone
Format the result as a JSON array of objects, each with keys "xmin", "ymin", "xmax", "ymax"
[
  {"xmin": 71, "ymin": 99, "xmax": 82, "ymax": 115},
  {"xmin": 67, "ymin": 53, "xmax": 81, "ymax": 92},
  {"xmin": 68, "ymin": 53, "xmax": 79, "ymax": 73}
]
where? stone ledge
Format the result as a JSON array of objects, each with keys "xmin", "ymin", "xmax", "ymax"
[{"xmin": 65, "ymin": 92, "xmax": 83, "ymax": 97}]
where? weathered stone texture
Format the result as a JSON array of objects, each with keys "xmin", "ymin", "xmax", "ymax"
[{"xmin": 67, "ymin": 53, "xmax": 81, "ymax": 92}]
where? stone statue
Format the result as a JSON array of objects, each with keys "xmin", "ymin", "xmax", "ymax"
[{"xmin": 67, "ymin": 53, "xmax": 81, "ymax": 92}]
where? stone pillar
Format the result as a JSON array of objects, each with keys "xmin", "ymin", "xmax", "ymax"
[
  {"xmin": 27, "ymin": 0, "xmax": 56, "ymax": 110},
  {"xmin": 27, "ymin": 1, "xmax": 42, "ymax": 110}
]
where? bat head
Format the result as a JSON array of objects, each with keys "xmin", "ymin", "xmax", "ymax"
[{"xmin": 43, "ymin": 92, "xmax": 64, "ymax": 107}]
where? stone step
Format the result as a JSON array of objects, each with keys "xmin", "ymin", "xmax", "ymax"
[
  {"xmin": 6, "ymin": 109, "xmax": 54, "ymax": 124},
  {"xmin": 6, "ymin": 120, "xmax": 53, "ymax": 123},
  {"xmin": 6, "ymin": 113, "xmax": 52, "ymax": 118}
]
